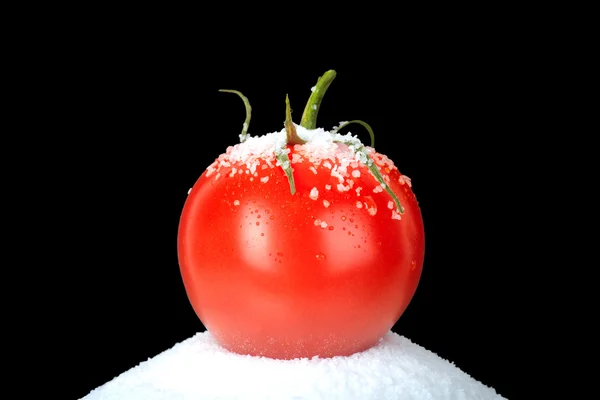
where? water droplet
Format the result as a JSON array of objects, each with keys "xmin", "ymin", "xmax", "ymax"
[
  {"xmin": 261, "ymin": 233, "xmax": 264, "ymax": 236},
  {"xmin": 255, "ymin": 209, "xmax": 259, "ymax": 213},
  {"xmin": 270, "ymin": 215, "xmax": 275, "ymax": 220},
  {"xmin": 328, "ymin": 226, "xmax": 334, "ymax": 230},
  {"xmin": 349, "ymin": 218, "xmax": 354, "ymax": 222},
  {"xmin": 348, "ymin": 231, "xmax": 352, "ymax": 235},
  {"xmin": 257, "ymin": 215, "xmax": 261, "ymax": 218},
  {"xmin": 316, "ymin": 253, "xmax": 326, "ymax": 260},
  {"xmin": 342, "ymin": 227, "xmax": 346, "ymax": 231},
  {"xmin": 411, "ymin": 260, "xmax": 417, "ymax": 271},
  {"xmin": 355, "ymin": 224, "xmax": 358, "ymax": 228},
  {"xmin": 341, "ymin": 216, "xmax": 347, "ymax": 221},
  {"xmin": 357, "ymin": 244, "xmax": 361, "ymax": 248},
  {"xmin": 251, "ymin": 211, "xmax": 254, "ymax": 214},
  {"xmin": 277, "ymin": 252, "xmax": 284, "ymax": 257},
  {"xmin": 256, "ymin": 222, "xmax": 260, "ymax": 226}
]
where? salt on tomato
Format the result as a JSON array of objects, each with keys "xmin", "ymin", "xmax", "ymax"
[{"xmin": 177, "ymin": 71, "xmax": 425, "ymax": 359}]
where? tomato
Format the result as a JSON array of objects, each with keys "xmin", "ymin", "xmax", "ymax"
[{"xmin": 177, "ymin": 71, "xmax": 425, "ymax": 359}]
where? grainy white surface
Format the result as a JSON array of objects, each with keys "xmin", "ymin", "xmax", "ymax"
[{"xmin": 82, "ymin": 330, "xmax": 505, "ymax": 400}]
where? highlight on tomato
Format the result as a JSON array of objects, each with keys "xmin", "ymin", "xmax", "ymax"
[{"xmin": 177, "ymin": 70, "xmax": 425, "ymax": 359}]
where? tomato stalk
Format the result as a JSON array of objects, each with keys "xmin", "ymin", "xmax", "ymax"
[
  {"xmin": 276, "ymin": 94, "xmax": 299, "ymax": 194},
  {"xmin": 219, "ymin": 71, "xmax": 405, "ymax": 213},
  {"xmin": 219, "ymin": 89, "xmax": 252, "ymax": 142},
  {"xmin": 333, "ymin": 120, "xmax": 375, "ymax": 148},
  {"xmin": 284, "ymin": 94, "xmax": 306, "ymax": 146},
  {"xmin": 300, "ymin": 70, "xmax": 337, "ymax": 129}
]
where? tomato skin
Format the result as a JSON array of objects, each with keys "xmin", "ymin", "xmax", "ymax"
[{"xmin": 177, "ymin": 144, "xmax": 425, "ymax": 359}]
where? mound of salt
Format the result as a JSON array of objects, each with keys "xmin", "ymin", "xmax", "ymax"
[{"xmin": 82, "ymin": 330, "xmax": 505, "ymax": 400}]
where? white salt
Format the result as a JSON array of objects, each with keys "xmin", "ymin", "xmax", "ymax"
[
  {"xmin": 82, "ymin": 330, "xmax": 505, "ymax": 400},
  {"xmin": 399, "ymin": 174, "xmax": 412, "ymax": 187}
]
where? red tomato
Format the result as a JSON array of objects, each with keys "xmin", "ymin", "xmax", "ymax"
[{"xmin": 177, "ymin": 130, "xmax": 425, "ymax": 359}]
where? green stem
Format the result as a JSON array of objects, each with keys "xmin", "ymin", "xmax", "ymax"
[
  {"xmin": 285, "ymin": 94, "xmax": 306, "ymax": 145},
  {"xmin": 276, "ymin": 151, "xmax": 296, "ymax": 195},
  {"xmin": 219, "ymin": 89, "xmax": 251, "ymax": 142},
  {"xmin": 276, "ymin": 94, "xmax": 300, "ymax": 195},
  {"xmin": 334, "ymin": 120, "xmax": 376, "ymax": 148},
  {"xmin": 300, "ymin": 70, "xmax": 337, "ymax": 129}
]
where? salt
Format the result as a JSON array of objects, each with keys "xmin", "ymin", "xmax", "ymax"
[{"xmin": 82, "ymin": 330, "xmax": 505, "ymax": 400}]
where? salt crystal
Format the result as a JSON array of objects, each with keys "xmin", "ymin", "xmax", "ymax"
[
  {"xmin": 260, "ymin": 176, "xmax": 269, "ymax": 183},
  {"xmin": 309, "ymin": 166, "xmax": 318, "ymax": 174},
  {"xmin": 392, "ymin": 210, "xmax": 402, "ymax": 220},
  {"xmin": 352, "ymin": 170, "xmax": 360, "ymax": 178},
  {"xmin": 82, "ymin": 330, "xmax": 505, "ymax": 400},
  {"xmin": 312, "ymin": 104, "xmax": 317, "ymax": 110},
  {"xmin": 356, "ymin": 201, "xmax": 363, "ymax": 209},
  {"xmin": 320, "ymin": 221, "xmax": 328, "ymax": 228},
  {"xmin": 325, "ymin": 184, "xmax": 331, "ymax": 190},
  {"xmin": 233, "ymin": 200, "xmax": 240, "ymax": 206},
  {"xmin": 323, "ymin": 200, "xmax": 330, "ymax": 208},
  {"xmin": 388, "ymin": 201, "xmax": 394, "ymax": 210},
  {"xmin": 309, "ymin": 187, "xmax": 319, "ymax": 200},
  {"xmin": 399, "ymin": 175, "xmax": 412, "ymax": 187}
]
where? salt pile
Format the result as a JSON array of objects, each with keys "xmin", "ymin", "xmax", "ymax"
[{"xmin": 82, "ymin": 330, "xmax": 505, "ymax": 400}]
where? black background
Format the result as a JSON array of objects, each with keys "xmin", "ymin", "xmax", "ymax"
[{"xmin": 54, "ymin": 33, "xmax": 535, "ymax": 400}]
